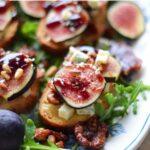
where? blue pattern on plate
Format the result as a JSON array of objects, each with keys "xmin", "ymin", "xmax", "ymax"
[{"xmin": 109, "ymin": 123, "xmax": 126, "ymax": 137}]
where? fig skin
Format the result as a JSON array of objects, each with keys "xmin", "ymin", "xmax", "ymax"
[
  {"xmin": 19, "ymin": 1, "xmax": 45, "ymax": 18},
  {"xmin": 0, "ymin": 110, "xmax": 25, "ymax": 150},
  {"xmin": 39, "ymin": 80, "xmax": 91, "ymax": 132},
  {"xmin": 107, "ymin": 2, "xmax": 145, "ymax": 39}
]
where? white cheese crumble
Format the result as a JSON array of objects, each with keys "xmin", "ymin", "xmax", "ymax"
[
  {"xmin": 76, "ymin": 105, "xmax": 95, "ymax": 116},
  {"xmin": 69, "ymin": 46, "xmax": 89, "ymax": 63},
  {"xmin": 58, "ymin": 104, "xmax": 75, "ymax": 120},
  {"xmin": 95, "ymin": 50, "xmax": 110, "ymax": 66},
  {"xmin": 61, "ymin": 7, "xmax": 73, "ymax": 20}
]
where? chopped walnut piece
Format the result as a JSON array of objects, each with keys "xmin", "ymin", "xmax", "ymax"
[
  {"xmin": 48, "ymin": 135, "xmax": 56, "ymax": 143},
  {"xmin": 47, "ymin": 81, "xmax": 62, "ymax": 105},
  {"xmin": 56, "ymin": 141, "xmax": 64, "ymax": 148},
  {"xmin": 34, "ymin": 128, "xmax": 51, "ymax": 142},
  {"xmin": 74, "ymin": 115, "xmax": 108, "ymax": 149}
]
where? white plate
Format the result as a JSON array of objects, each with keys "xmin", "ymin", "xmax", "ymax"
[{"xmin": 104, "ymin": 1, "xmax": 150, "ymax": 150}]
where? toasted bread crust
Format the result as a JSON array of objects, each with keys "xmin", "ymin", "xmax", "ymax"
[
  {"xmin": 0, "ymin": 70, "xmax": 40, "ymax": 114},
  {"xmin": 0, "ymin": 20, "xmax": 19, "ymax": 48},
  {"xmin": 37, "ymin": 3, "xmax": 107, "ymax": 54},
  {"xmin": 39, "ymin": 82, "xmax": 91, "ymax": 131}
]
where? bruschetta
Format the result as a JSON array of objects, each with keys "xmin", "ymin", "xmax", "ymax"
[
  {"xmin": 37, "ymin": 1, "xmax": 107, "ymax": 54},
  {"xmin": 0, "ymin": 49, "xmax": 40, "ymax": 113},
  {"xmin": 0, "ymin": 1, "xmax": 19, "ymax": 48},
  {"xmin": 39, "ymin": 46, "xmax": 121, "ymax": 130}
]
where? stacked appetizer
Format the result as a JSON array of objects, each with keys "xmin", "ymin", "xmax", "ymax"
[
  {"xmin": 0, "ymin": 1, "xmax": 19, "ymax": 48},
  {"xmin": 0, "ymin": 49, "xmax": 39, "ymax": 113},
  {"xmin": 39, "ymin": 46, "xmax": 121, "ymax": 148},
  {"xmin": 37, "ymin": 1, "xmax": 107, "ymax": 53}
]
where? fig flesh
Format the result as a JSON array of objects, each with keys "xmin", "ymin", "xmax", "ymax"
[
  {"xmin": 19, "ymin": 1, "xmax": 45, "ymax": 18},
  {"xmin": 45, "ymin": 2, "xmax": 89, "ymax": 42},
  {"xmin": 0, "ymin": 53, "xmax": 36, "ymax": 100},
  {"xmin": 107, "ymin": 2, "xmax": 144, "ymax": 39},
  {"xmin": 54, "ymin": 64, "xmax": 105, "ymax": 108},
  {"xmin": 101, "ymin": 56, "xmax": 121, "ymax": 82}
]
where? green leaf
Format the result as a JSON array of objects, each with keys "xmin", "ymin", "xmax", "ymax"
[
  {"xmin": 133, "ymin": 101, "xmax": 138, "ymax": 114},
  {"xmin": 72, "ymin": 143, "xmax": 78, "ymax": 150},
  {"xmin": 100, "ymin": 99, "xmax": 116, "ymax": 121},
  {"xmin": 21, "ymin": 21, "xmax": 38, "ymax": 40},
  {"xmin": 24, "ymin": 119, "xmax": 36, "ymax": 142},
  {"xmin": 95, "ymin": 81, "xmax": 150, "ymax": 124},
  {"xmin": 22, "ymin": 141, "xmax": 58, "ymax": 150},
  {"xmin": 95, "ymin": 103, "xmax": 105, "ymax": 117},
  {"xmin": 104, "ymin": 93, "xmax": 115, "ymax": 104},
  {"xmin": 129, "ymin": 81, "xmax": 143, "ymax": 105},
  {"xmin": 47, "ymin": 140, "xmax": 59, "ymax": 149}
]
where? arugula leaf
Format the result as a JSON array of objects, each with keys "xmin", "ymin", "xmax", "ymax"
[
  {"xmin": 72, "ymin": 143, "xmax": 78, "ymax": 150},
  {"xmin": 22, "ymin": 119, "xmax": 60, "ymax": 150},
  {"xmin": 95, "ymin": 81, "xmax": 150, "ymax": 124},
  {"xmin": 20, "ymin": 21, "xmax": 38, "ymax": 41},
  {"xmin": 47, "ymin": 140, "xmax": 58, "ymax": 149},
  {"xmin": 22, "ymin": 141, "xmax": 59, "ymax": 150},
  {"xmin": 24, "ymin": 119, "xmax": 36, "ymax": 142}
]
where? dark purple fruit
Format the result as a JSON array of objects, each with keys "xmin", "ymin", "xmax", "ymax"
[
  {"xmin": 0, "ymin": 110, "xmax": 25, "ymax": 150},
  {"xmin": 54, "ymin": 64, "xmax": 105, "ymax": 108},
  {"xmin": 107, "ymin": 2, "xmax": 145, "ymax": 39}
]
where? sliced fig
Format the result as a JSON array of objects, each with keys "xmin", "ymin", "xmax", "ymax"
[
  {"xmin": 107, "ymin": 2, "xmax": 145, "ymax": 39},
  {"xmin": 0, "ymin": 53, "xmax": 36, "ymax": 100},
  {"xmin": 19, "ymin": 1, "xmax": 45, "ymax": 18},
  {"xmin": 53, "ymin": 64, "xmax": 105, "ymax": 108},
  {"xmin": 0, "ymin": 5, "xmax": 14, "ymax": 31},
  {"xmin": 101, "ymin": 56, "xmax": 121, "ymax": 82},
  {"xmin": 45, "ymin": 2, "xmax": 89, "ymax": 42}
]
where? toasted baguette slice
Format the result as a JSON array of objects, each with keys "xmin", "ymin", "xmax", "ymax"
[
  {"xmin": 37, "ymin": 3, "xmax": 107, "ymax": 54},
  {"xmin": 0, "ymin": 69, "xmax": 41, "ymax": 114},
  {"xmin": 0, "ymin": 20, "xmax": 19, "ymax": 48},
  {"xmin": 39, "ymin": 81, "xmax": 91, "ymax": 131}
]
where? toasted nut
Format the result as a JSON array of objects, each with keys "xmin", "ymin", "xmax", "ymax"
[
  {"xmin": 2, "ymin": 64, "xmax": 11, "ymax": 73},
  {"xmin": 48, "ymin": 135, "xmax": 56, "ymax": 144},
  {"xmin": 34, "ymin": 128, "xmax": 51, "ymax": 142},
  {"xmin": 46, "ymin": 66, "xmax": 58, "ymax": 77},
  {"xmin": 1, "ymin": 71, "xmax": 10, "ymax": 80},
  {"xmin": 15, "ymin": 68, "xmax": 23, "ymax": 79},
  {"xmin": 56, "ymin": 141, "xmax": 64, "ymax": 148}
]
